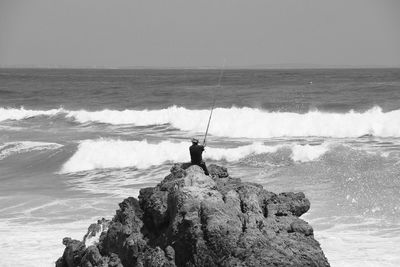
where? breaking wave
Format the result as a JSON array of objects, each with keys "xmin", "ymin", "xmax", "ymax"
[
  {"xmin": 60, "ymin": 139, "xmax": 331, "ymax": 173},
  {"xmin": 0, "ymin": 141, "xmax": 63, "ymax": 160},
  {"xmin": 0, "ymin": 107, "xmax": 63, "ymax": 122},
  {"xmin": 291, "ymin": 143, "xmax": 330, "ymax": 162},
  {"xmin": 2, "ymin": 106, "xmax": 400, "ymax": 138}
]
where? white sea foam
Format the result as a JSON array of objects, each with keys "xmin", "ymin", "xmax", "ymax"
[
  {"xmin": 315, "ymin": 225, "xmax": 400, "ymax": 267},
  {"xmin": 0, "ymin": 107, "xmax": 63, "ymax": 122},
  {"xmin": 0, "ymin": 141, "xmax": 63, "ymax": 160},
  {"xmin": 60, "ymin": 139, "xmax": 330, "ymax": 173},
  {"xmin": 0, "ymin": 220, "xmax": 86, "ymax": 267},
  {"xmin": 65, "ymin": 106, "xmax": 400, "ymax": 138},
  {"xmin": 2, "ymin": 106, "xmax": 400, "ymax": 138},
  {"xmin": 291, "ymin": 143, "xmax": 330, "ymax": 162}
]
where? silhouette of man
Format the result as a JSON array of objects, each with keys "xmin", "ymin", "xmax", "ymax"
[{"xmin": 189, "ymin": 138, "xmax": 209, "ymax": 175}]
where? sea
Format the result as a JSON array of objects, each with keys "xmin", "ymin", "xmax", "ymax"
[{"xmin": 1, "ymin": 68, "xmax": 400, "ymax": 267}]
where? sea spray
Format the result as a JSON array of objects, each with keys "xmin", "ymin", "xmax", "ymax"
[{"xmin": 291, "ymin": 143, "xmax": 330, "ymax": 162}]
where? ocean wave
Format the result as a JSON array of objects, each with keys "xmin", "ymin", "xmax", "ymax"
[
  {"xmin": 60, "ymin": 139, "xmax": 330, "ymax": 173},
  {"xmin": 291, "ymin": 143, "xmax": 330, "ymax": 162},
  {"xmin": 2, "ymin": 106, "xmax": 400, "ymax": 138},
  {"xmin": 0, "ymin": 107, "xmax": 63, "ymax": 122},
  {"xmin": 0, "ymin": 141, "xmax": 63, "ymax": 160}
]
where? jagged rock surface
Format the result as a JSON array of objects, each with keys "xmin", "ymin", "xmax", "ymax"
[{"xmin": 56, "ymin": 164, "xmax": 330, "ymax": 267}]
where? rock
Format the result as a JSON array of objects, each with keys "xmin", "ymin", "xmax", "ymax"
[
  {"xmin": 290, "ymin": 219, "xmax": 314, "ymax": 236},
  {"xmin": 208, "ymin": 164, "xmax": 229, "ymax": 178},
  {"xmin": 56, "ymin": 164, "xmax": 330, "ymax": 267},
  {"xmin": 56, "ymin": 238, "xmax": 86, "ymax": 267},
  {"xmin": 164, "ymin": 246, "xmax": 175, "ymax": 262},
  {"xmin": 80, "ymin": 245, "xmax": 104, "ymax": 267},
  {"xmin": 266, "ymin": 192, "xmax": 311, "ymax": 217},
  {"xmin": 108, "ymin": 253, "xmax": 123, "ymax": 267},
  {"xmin": 143, "ymin": 247, "xmax": 174, "ymax": 267},
  {"xmin": 83, "ymin": 218, "xmax": 110, "ymax": 247}
]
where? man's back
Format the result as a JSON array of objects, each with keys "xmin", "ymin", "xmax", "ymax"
[{"xmin": 190, "ymin": 144, "xmax": 204, "ymax": 164}]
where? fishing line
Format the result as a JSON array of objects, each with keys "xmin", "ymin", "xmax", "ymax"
[{"xmin": 203, "ymin": 60, "xmax": 226, "ymax": 146}]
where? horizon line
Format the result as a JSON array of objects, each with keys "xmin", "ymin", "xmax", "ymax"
[{"xmin": 1, "ymin": 64, "xmax": 400, "ymax": 70}]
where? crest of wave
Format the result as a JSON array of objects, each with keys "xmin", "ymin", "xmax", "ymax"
[
  {"xmin": 66, "ymin": 106, "xmax": 400, "ymax": 138},
  {"xmin": 3, "ymin": 106, "xmax": 397, "ymax": 138},
  {"xmin": 0, "ymin": 107, "xmax": 63, "ymax": 122},
  {"xmin": 0, "ymin": 141, "xmax": 63, "ymax": 160},
  {"xmin": 60, "ymin": 139, "xmax": 330, "ymax": 173}
]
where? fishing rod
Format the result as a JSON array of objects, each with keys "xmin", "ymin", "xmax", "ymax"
[
  {"xmin": 203, "ymin": 98, "xmax": 216, "ymax": 146},
  {"xmin": 203, "ymin": 66, "xmax": 225, "ymax": 146}
]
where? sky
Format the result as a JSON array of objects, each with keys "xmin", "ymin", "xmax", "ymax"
[{"xmin": 0, "ymin": 0, "xmax": 399, "ymax": 68}]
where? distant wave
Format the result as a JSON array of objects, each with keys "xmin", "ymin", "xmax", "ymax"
[
  {"xmin": 60, "ymin": 139, "xmax": 330, "ymax": 173},
  {"xmin": 0, "ymin": 141, "xmax": 63, "ymax": 160},
  {"xmin": 2, "ymin": 106, "xmax": 400, "ymax": 138},
  {"xmin": 0, "ymin": 107, "xmax": 63, "ymax": 122}
]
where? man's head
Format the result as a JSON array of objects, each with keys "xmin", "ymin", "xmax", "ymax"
[{"xmin": 191, "ymin": 138, "xmax": 199, "ymax": 144}]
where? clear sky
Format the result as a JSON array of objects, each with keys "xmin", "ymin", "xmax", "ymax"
[{"xmin": 0, "ymin": 0, "xmax": 399, "ymax": 68}]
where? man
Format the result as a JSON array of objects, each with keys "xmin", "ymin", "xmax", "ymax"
[{"xmin": 189, "ymin": 138, "xmax": 209, "ymax": 175}]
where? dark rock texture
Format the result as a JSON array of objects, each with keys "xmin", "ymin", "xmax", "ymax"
[{"xmin": 56, "ymin": 163, "xmax": 330, "ymax": 267}]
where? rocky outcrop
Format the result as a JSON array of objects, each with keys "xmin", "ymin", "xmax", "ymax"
[{"xmin": 56, "ymin": 163, "xmax": 330, "ymax": 267}]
